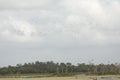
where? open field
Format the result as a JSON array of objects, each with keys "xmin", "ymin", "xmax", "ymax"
[
  {"xmin": 0, "ymin": 77, "xmax": 85, "ymax": 80},
  {"xmin": 0, "ymin": 75, "xmax": 120, "ymax": 80},
  {"xmin": 0, "ymin": 76, "xmax": 88, "ymax": 80}
]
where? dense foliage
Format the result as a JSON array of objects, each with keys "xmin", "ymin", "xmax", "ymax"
[{"xmin": 0, "ymin": 61, "xmax": 120, "ymax": 75}]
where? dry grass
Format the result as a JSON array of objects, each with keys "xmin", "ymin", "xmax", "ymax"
[
  {"xmin": 0, "ymin": 75, "xmax": 120, "ymax": 80},
  {"xmin": 0, "ymin": 75, "xmax": 89, "ymax": 80},
  {"xmin": 0, "ymin": 77, "xmax": 85, "ymax": 80}
]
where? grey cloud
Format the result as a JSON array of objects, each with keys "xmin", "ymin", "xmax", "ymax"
[{"xmin": 0, "ymin": 0, "xmax": 61, "ymax": 10}]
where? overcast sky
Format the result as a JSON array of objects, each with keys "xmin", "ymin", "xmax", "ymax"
[{"xmin": 0, "ymin": 0, "xmax": 120, "ymax": 67}]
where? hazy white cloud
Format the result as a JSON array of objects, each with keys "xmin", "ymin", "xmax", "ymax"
[
  {"xmin": 0, "ymin": 0, "xmax": 120, "ymax": 44},
  {"xmin": 61, "ymin": 0, "xmax": 120, "ymax": 44},
  {"xmin": 0, "ymin": 15, "xmax": 42, "ymax": 42}
]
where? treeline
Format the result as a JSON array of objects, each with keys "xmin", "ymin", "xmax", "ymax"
[{"xmin": 0, "ymin": 61, "xmax": 120, "ymax": 75}]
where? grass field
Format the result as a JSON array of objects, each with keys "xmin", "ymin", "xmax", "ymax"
[
  {"xmin": 0, "ymin": 75, "xmax": 120, "ymax": 80},
  {"xmin": 0, "ymin": 77, "xmax": 84, "ymax": 80},
  {"xmin": 0, "ymin": 76, "xmax": 88, "ymax": 80}
]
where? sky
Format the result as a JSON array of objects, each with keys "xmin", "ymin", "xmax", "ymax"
[{"xmin": 0, "ymin": 0, "xmax": 120, "ymax": 67}]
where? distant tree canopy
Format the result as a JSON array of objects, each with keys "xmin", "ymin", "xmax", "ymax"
[{"xmin": 0, "ymin": 61, "xmax": 120, "ymax": 75}]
